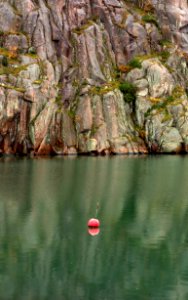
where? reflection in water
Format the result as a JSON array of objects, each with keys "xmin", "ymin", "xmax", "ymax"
[
  {"xmin": 0, "ymin": 156, "xmax": 188, "ymax": 299},
  {"xmin": 88, "ymin": 228, "xmax": 100, "ymax": 236}
]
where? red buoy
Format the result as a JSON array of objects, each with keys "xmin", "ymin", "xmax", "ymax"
[
  {"xmin": 88, "ymin": 218, "xmax": 100, "ymax": 228},
  {"xmin": 88, "ymin": 228, "xmax": 100, "ymax": 236}
]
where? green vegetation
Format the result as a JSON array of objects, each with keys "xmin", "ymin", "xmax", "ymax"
[
  {"xmin": 0, "ymin": 47, "xmax": 12, "ymax": 57},
  {"xmin": 0, "ymin": 82, "xmax": 25, "ymax": 93},
  {"xmin": 0, "ymin": 47, "xmax": 19, "ymax": 62},
  {"xmin": 142, "ymin": 14, "xmax": 159, "ymax": 28},
  {"xmin": 145, "ymin": 101, "xmax": 168, "ymax": 117},
  {"xmin": 127, "ymin": 58, "xmax": 142, "ymax": 69},
  {"xmin": 135, "ymin": 124, "xmax": 146, "ymax": 140},
  {"xmin": 159, "ymin": 39, "xmax": 172, "ymax": 47},
  {"xmin": 90, "ymin": 81, "xmax": 119, "ymax": 96},
  {"xmin": 91, "ymin": 15, "xmax": 99, "ymax": 22},
  {"xmin": 55, "ymin": 94, "xmax": 62, "ymax": 104},
  {"xmin": 117, "ymin": 58, "xmax": 142, "ymax": 74},
  {"xmin": 119, "ymin": 81, "xmax": 137, "ymax": 103},
  {"xmin": 26, "ymin": 53, "xmax": 38, "ymax": 59},
  {"xmin": 136, "ymin": 53, "xmax": 159, "ymax": 62},
  {"xmin": 0, "ymin": 31, "xmax": 6, "ymax": 47},
  {"xmin": 171, "ymin": 85, "xmax": 185, "ymax": 99},
  {"xmin": 118, "ymin": 52, "xmax": 168, "ymax": 75},
  {"xmin": 90, "ymin": 80, "xmax": 137, "ymax": 104},
  {"xmin": 131, "ymin": 50, "xmax": 171, "ymax": 68},
  {"xmin": 160, "ymin": 51, "xmax": 171, "ymax": 62},
  {"xmin": 28, "ymin": 47, "xmax": 37, "ymax": 55},
  {"xmin": 72, "ymin": 20, "xmax": 94, "ymax": 35},
  {"xmin": 145, "ymin": 86, "xmax": 185, "ymax": 117},
  {"xmin": 33, "ymin": 79, "xmax": 43, "ymax": 85},
  {"xmin": 2, "ymin": 56, "xmax": 8, "ymax": 67},
  {"xmin": 162, "ymin": 111, "xmax": 172, "ymax": 123},
  {"xmin": 0, "ymin": 64, "xmax": 28, "ymax": 76},
  {"xmin": 67, "ymin": 108, "xmax": 76, "ymax": 119}
]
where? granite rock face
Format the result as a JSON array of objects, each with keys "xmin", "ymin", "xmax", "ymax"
[
  {"xmin": 154, "ymin": 0, "xmax": 188, "ymax": 51},
  {"xmin": 0, "ymin": 0, "xmax": 188, "ymax": 154}
]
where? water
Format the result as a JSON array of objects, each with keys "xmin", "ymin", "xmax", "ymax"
[{"xmin": 0, "ymin": 156, "xmax": 188, "ymax": 299}]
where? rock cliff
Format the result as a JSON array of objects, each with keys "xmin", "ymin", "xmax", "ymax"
[{"xmin": 1, "ymin": 0, "xmax": 188, "ymax": 154}]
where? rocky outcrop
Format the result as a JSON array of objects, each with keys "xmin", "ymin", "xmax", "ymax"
[
  {"xmin": 154, "ymin": 0, "xmax": 188, "ymax": 51},
  {"xmin": 0, "ymin": 0, "xmax": 188, "ymax": 154}
]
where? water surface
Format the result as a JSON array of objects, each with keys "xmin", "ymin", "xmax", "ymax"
[{"xmin": 0, "ymin": 155, "xmax": 188, "ymax": 299}]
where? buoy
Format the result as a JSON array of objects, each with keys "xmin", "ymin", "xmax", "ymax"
[
  {"xmin": 88, "ymin": 228, "xmax": 100, "ymax": 236},
  {"xmin": 88, "ymin": 218, "xmax": 100, "ymax": 228}
]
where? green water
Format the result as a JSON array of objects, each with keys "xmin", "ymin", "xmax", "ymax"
[{"xmin": 0, "ymin": 156, "xmax": 188, "ymax": 299}]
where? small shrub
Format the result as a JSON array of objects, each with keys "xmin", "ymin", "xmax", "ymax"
[
  {"xmin": 160, "ymin": 51, "xmax": 170, "ymax": 62},
  {"xmin": 162, "ymin": 112, "xmax": 172, "ymax": 123},
  {"xmin": 166, "ymin": 95, "xmax": 174, "ymax": 103},
  {"xmin": 119, "ymin": 81, "xmax": 137, "ymax": 103},
  {"xmin": 0, "ymin": 31, "xmax": 5, "ymax": 47},
  {"xmin": 159, "ymin": 39, "xmax": 172, "ymax": 47},
  {"xmin": 128, "ymin": 58, "xmax": 142, "ymax": 69},
  {"xmin": 172, "ymin": 86, "xmax": 185, "ymax": 98},
  {"xmin": 28, "ymin": 47, "xmax": 37, "ymax": 55},
  {"xmin": 117, "ymin": 58, "xmax": 142, "ymax": 74},
  {"xmin": 142, "ymin": 14, "xmax": 159, "ymax": 28},
  {"xmin": 2, "ymin": 56, "xmax": 8, "ymax": 67}
]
